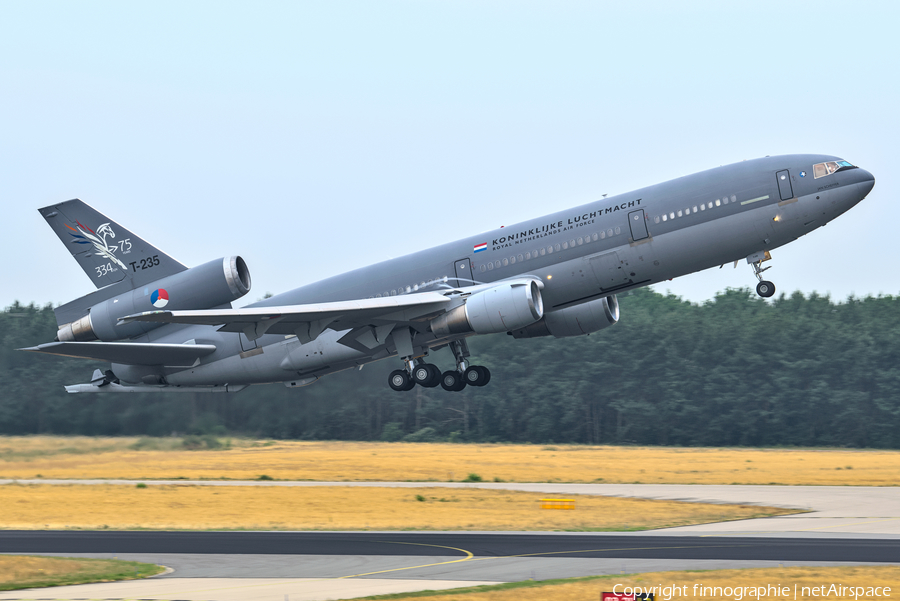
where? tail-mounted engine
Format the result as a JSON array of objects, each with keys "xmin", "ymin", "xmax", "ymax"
[
  {"xmin": 510, "ymin": 294, "xmax": 619, "ymax": 339},
  {"xmin": 57, "ymin": 256, "xmax": 251, "ymax": 342},
  {"xmin": 430, "ymin": 280, "xmax": 544, "ymax": 337}
]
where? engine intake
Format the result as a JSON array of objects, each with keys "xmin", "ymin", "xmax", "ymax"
[
  {"xmin": 510, "ymin": 295, "xmax": 619, "ymax": 339},
  {"xmin": 431, "ymin": 280, "xmax": 543, "ymax": 337},
  {"xmin": 57, "ymin": 256, "xmax": 251, "ymax": 342}
]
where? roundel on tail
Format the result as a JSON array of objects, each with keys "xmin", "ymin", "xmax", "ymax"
[{"xmin": 151, "ymin": 288, "xmax": 169, "ymax": 308}]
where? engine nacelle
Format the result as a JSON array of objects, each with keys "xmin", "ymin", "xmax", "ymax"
[
  {"xmin": 430, "ymin": 280, "xmax": 544, "ymax": 337},
  {"xmin": 509, "ymin": 295, "xmax": 619, "ymax": 339},
  {"xmin": 57, "ymin": 256, "xmax": 251, "ymax": 342}
]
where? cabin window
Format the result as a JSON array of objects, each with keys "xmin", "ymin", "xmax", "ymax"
[
  {"xmin": 562, "ymin": 241, "xmax": 568, "ymax": 249},
  {"xmin": 722, "ymin": 197, "xmax": 728, "ymax": 205},
  {"xmin": 731, "ymin": 195, "xmax": 737, "ymax": 203},
  {"xmin": 693, "ymin": 205, "xmax": 698, "ymax": 213},
  {"xmin": 715, "ymin": 199, "xmax": 721, "ymax": 207},
  {"xmin": 615, "ymin": 226, "xmax": 621, "ymax": 234},
  {"xmin": 677, "ymin": 210, "xmax": 683, "ymax": 217},
  {"xmin": 669, "ymin": 212, "xmax": 675, "ymax": 219},
  {"xmin": 607, "ymin": 228, "xmax": 613, "ymax": 237},
  {"xmin": 555, "ymin": 243, "xmax": 562, "ymax": 251},
  {"xmin": 539, "ymin": 248, "xmax": 546, "ymax": 256},
  {"xmin": 661, "ymin": 214, "xmax": 667, "ymax": 222},
  {"xmin": 707, "ymin": 202, "xmax": 713, "ymax": 209},
  {"xmin": 487, "ymin": 262, "xmax": 494, "ymax": 270},
  {"xmin": 502, "ymin": 258, "xmax": 509, "ymax": 266},
  {"xmin": 518, "ymin": 253, "xmax": 524, "ymax": 262},
  {"xmin": 699, "ymin": 204, "xmax": 705, "ymax": 211},
  {"xmin": 510, "ymin": 256, "xmax": 516, "ymax": 264},
  {"xmin": 546, "ymin": 245, "xmax": 553, "ymax": 254},
  {"xmin": 577, "ymin": 237, "xmax": 583, "ymax": 245},
  {"xmin": 592, "ymin": 233, "xmax": 598, "ymax": 242}
]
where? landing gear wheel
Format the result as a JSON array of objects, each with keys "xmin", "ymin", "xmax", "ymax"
[
  {"xmin": 440, "ymin": 370, "xmax": 467, "ymax": 392},
  {"xmin": 756, "ymin": 280, "xmax": 776, "ymax": 298},
  {"xmin": 413, "ymin": 363, "xmax": 440, "ymax": 388},
  {"xmin": 388, "ymin": 369, "xmax": 415, "ymax": 392},
  {"xmin": 425, "ymin": 364, "xmax": 441, "ymax": 387},
  {"xmin": 464, "ymin": 366, "xmax": 489, "ymax": 387}
]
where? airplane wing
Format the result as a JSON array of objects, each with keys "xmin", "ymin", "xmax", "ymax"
[
  {"xmin": 118, "ymin": 291, "xmax": 454, "ymax": 343},
  {"xmin": 20, "ymin": 341, "xmax": 218, "ymax": 366}
]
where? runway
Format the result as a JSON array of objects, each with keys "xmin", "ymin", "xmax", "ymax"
[{"xmin": 2, "ymin": 531, "xmax": 899, "ymax": 562}]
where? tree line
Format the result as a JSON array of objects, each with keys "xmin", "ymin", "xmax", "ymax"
[{"xmin": 2, "ymin": 286, "xmax": 899, "ymax": 447}]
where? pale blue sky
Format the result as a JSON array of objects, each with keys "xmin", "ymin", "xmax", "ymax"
[{"xmin": 2, "ymin": 1, "xmax": 897, "ymax": 309}]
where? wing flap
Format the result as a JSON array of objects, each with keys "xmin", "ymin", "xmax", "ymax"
[{"xmin": 19, "ymin": 341, "xmax": 217, "ymax": 366}]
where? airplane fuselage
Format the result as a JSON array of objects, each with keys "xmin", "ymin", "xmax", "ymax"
[{"xmin": 107, "ymin": 154, "xmax": 875, "ymax": 388}]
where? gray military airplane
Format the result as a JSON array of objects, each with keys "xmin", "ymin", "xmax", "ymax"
[{"xmin": 22, "ymin": 154, "xmax": 875, "ymax": 393}]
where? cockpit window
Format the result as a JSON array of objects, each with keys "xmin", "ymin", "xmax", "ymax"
[{"xmin": 813, "ymin": 160, "xmax": 856, "ymax": 179}]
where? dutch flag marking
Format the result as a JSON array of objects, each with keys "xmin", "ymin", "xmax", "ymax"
[{"xmin": 473, "ymin": 242, "xmax": 488, "ymax": 253}]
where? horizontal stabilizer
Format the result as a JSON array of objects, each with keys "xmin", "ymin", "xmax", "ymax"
[
  {"xmin": 65, "ymin": 382, "xmax": 247, "ymax": 394},
  {"xmin": 119, "ymin": 292, "xmax": 452, "ymax": 343},
  {"xmin": 19, "ymin": 341, "xmax": 217, "ymax": 366}
]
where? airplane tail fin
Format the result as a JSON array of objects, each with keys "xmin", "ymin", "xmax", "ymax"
[
  {"xmin": 40, "ymin": 199, "xmax": 188, "ymax": 325},
  {"xmin": 40, "ymin": 199, "xmax": 187, "ymax": 289}
]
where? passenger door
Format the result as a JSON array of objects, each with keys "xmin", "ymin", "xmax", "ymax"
[
  {"xmin": 453, "ymin": 258, "xmax": 474, "ymax": 287},
  {"xmin": 628, "ymin": 209, "xmax": 649, "ymax": 241},
  {"xmin": 776, "ymin": 170, "xmax": 794, "ymax": 201}
]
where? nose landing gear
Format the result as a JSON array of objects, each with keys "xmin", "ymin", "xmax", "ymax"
[
  {"xmin": 748, "ymin": 251, "xmax": 776, "ymax": 298},
  {"xmin": 756, "ymin": 280, "xmax": 775, "ymax": 298}
]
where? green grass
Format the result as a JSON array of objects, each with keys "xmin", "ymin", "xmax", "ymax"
[{"xmin": 0, "ymin": 555, "xmax": 164, "ymax": 591}]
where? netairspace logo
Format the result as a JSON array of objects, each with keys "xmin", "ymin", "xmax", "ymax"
[{"xmin": 612, "ymin": 583, "xmax": 892, "ymax": 601}]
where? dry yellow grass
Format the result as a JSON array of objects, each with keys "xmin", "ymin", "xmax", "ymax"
[
  {"xmin": 0, "ymin": 484, "xmax": 795, "ymax": 530},
  {"xmin": 0, "ymin": 555, "xmax": 162, "ymax": 590},
  {"xmin": 1, "ymin": 437, "xmax": 898, "ymax": 485},
  {"xmin": 363, "ymin": 566, "xmax": 900, "ymax": 601}
]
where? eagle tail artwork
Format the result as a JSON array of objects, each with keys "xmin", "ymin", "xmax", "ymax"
[{"xmin": 64, "ymin": 221, "xmax": 127, "ymax": 270}]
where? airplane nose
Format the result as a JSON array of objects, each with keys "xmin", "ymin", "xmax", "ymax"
[{"xmin": 857, "ymin": 169, "xmax": 875, "ymax": 197}]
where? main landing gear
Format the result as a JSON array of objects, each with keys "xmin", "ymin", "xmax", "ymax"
[
  {"xmin": 387, "ymin": 339, "xmax": 491, "ymax": 393},
  {"xmin": 748, "ymin": 250, "xmax": 776, "ymax": 298}
]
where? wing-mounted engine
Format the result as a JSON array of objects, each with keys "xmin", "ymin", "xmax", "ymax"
[
  {"xmin": 430, "ymin": 279, "xmax": 544, "ymax": 337},
  {"xmin": 510, "ymin": 295, "xmax": 619, "ymax": 339},
  {"xmin": 57, "ymin": 256, "xmax": 251, "ymax": 342}
]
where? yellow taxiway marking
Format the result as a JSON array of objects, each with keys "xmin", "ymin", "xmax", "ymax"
[
  {"xmin": 334, "ymin": 540, "xmax": 476, "ymax": 579},
  {"xmin": 465, "ymin": 542, "xmax": 756, "ymax": 562},
  {"xmin": 114, "ymin": 540, "xmax": 477, "ymax": 596}
]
